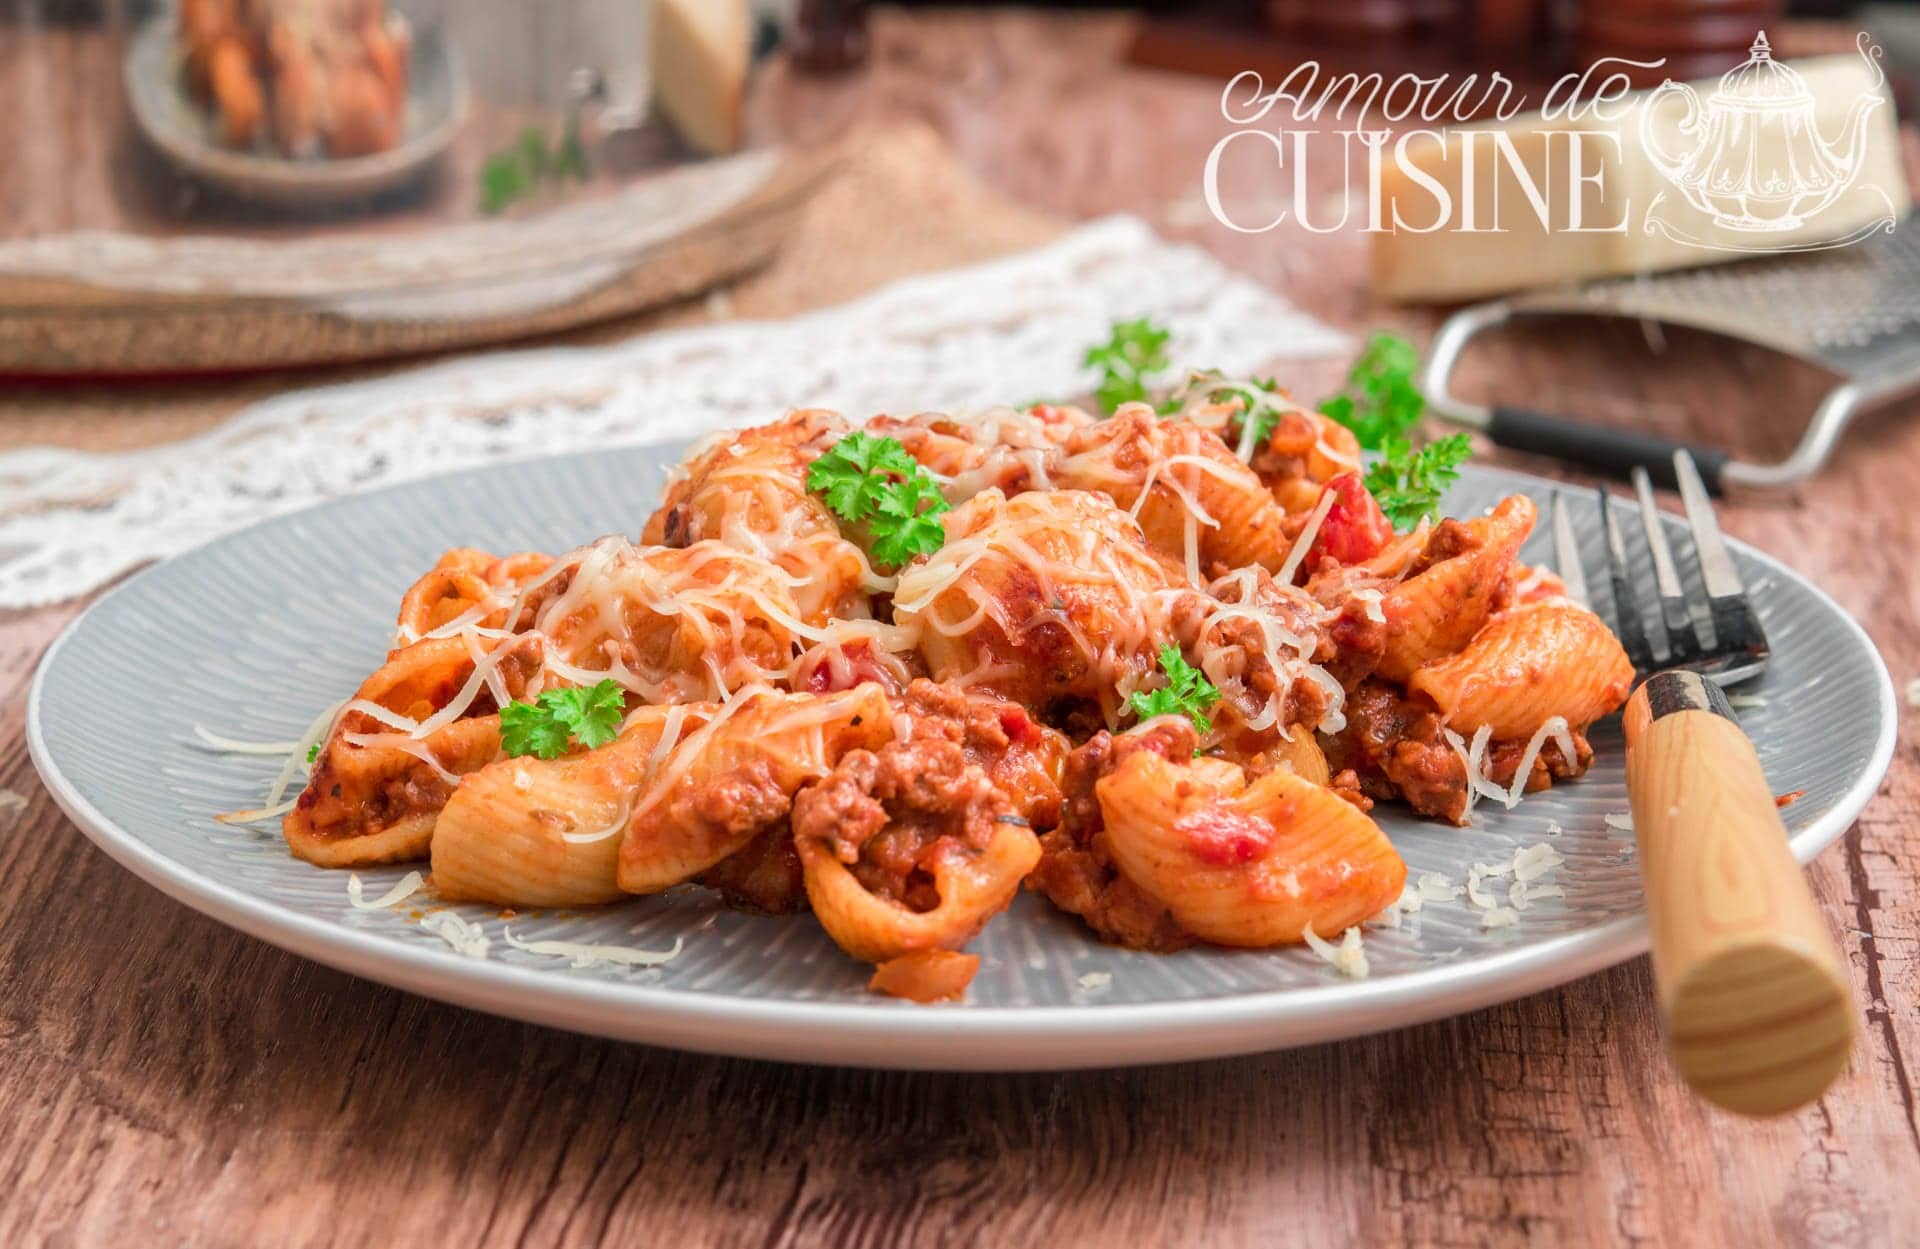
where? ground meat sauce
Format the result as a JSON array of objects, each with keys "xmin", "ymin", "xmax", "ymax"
[
  {"xmin": 1028, "ymin": 719, "xmax": 1198, "ymax": 952},
  {"xmin": 791, "ymin": 736, "xmax": 1010, "ymax": 916},
  {"xmin": 1328, "ymin": 679, "xmax": 1472, "ymax": 824},
  {"xmin": 897, "ymin": 679, "xmax": 1066, "ymax": 830},
  {"xmin": 698, "ymin": 825, "xmax": 808, "ymax": 915},
  {"xmin": 1246, "ymin": 409, "xmax": 1318, "ymax": 486},
  {"xmin": 1316, "ymin": 594, "xmax": 1387, "ymax": 688},
  {"xmin": 1327, "ymin": 679, "xmax": 1592, "ymax": 825}
]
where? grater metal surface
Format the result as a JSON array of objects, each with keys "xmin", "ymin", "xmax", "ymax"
[{"xmin": 1424, "ymin": 214, "xmax": 1920, "ymax": 487}]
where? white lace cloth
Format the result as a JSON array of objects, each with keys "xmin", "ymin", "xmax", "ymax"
[{"xmin": 0, "ymin": 216, "xmax": 1346, "ymax": 609}]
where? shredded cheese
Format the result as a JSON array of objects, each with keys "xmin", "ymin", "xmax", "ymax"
[
  {"xmin": 213, "ymin": 797, "xmax": 299, "ymax": 825},
  {"xmin": 1498, "ymin": 716, "xmax": 1574, "ymax": 808},
  {"xmin": 421, "ymin": 911, "xmax": 492, "ymax": 959},
  {"xmin": 1509, "ymin": 881, "xmax": 1564, "ymax": 912},
  {"xmin": 1511, "ymin": 843, "xmax": 1565, "ymax": 882},
  {"xmin": 1302, "ymin": 924, "xmax": 1370, "ymax": 978},
  {"xmin": 503, "ymin": 928, "xmax": 685, "ymax": 969},
  {"xmin": 1077, "ymin": 971, "xmax": 1113, "ymax": 992},
  {"xmin": 190, "ymin": 727, "xmax": 303, "ymax": 755},
  {"xmin": 348, "ymin": 871, "xmax": 425, "ymax": 910},
  {"xmin": 1276, "ymin": 487, "xmax": 1336, "ymax": 585}
]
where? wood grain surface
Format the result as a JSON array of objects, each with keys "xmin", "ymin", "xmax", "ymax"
[{"xmin": 3, "ymin": 11, "xmax": 1917, "ymax": 1247}]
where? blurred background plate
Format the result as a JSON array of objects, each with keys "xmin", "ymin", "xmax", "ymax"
[
  {"xmin": 0, "ymin": 0, "xmax": 827, "ymax": 375},
  {"xmin": 122, "ymin": 17, "xmax": 470, "ymax": 208}
]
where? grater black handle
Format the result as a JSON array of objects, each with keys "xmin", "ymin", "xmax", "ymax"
[{"xmin": 1487, "ymin": 407, "xmax": 1731, "ymax": 493}]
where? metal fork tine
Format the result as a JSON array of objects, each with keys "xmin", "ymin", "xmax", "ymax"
[
  {"xmin": 1673, "ymin": 450, "xmax": 1771, "ymax": 682},
  {"xmin": 1550, "ymin": 491, "xmax": 1590, "ymax": 610},
  {"xmin": 1631, "ymin": 466, "xmax": 1702, "ymax": 660},
  {"xmin": 1674, "ymin": 450, "xmax": 1745, "ymax": 601},
  {"xmin": 1597, "ymin": 486, "xmax": 1656, "ymax": 671}
]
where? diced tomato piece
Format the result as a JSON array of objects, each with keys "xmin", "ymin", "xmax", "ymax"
[{"xmin": 1310, "ymin": 472, "xmax": 1391, "ymax": 566}]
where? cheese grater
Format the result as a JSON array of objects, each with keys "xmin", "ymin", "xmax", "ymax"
[{"xmin": 1421, "ymin": 213, "xmax": 1920, "ymax": 491}]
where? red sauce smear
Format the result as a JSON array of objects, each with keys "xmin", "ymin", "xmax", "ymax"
[
  {"xmin": 1179, "ymin": 811, "xmax": 1275, "ymax": 867},
  {"xmin": 1775, "ymin": 790, "xmax": 1806, "ymax": 809}
]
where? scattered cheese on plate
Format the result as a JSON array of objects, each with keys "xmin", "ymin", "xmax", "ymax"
[{"xmin": 1303, "ymin": 925, "xmax": 1371, "ymax": 979}]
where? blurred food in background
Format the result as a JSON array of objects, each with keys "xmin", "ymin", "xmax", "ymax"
[
  {"xmin": 0, "ymin": 0, "xmax": 853, "ymax": 374},
  {"xmin": 178, "ymin": 0, "xmax": 413, "ymax": 158}
]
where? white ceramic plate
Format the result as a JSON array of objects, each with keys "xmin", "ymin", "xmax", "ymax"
[{"xmin": 27, "ymin": 448, "xmax": 1896, "ymax": 1070}]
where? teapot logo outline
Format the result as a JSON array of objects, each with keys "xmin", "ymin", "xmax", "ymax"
[{"xmin": 1640, "ymin": 31, "xmax": 1889, "ymax": 237}]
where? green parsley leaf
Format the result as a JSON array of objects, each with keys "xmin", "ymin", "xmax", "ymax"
[
  {"xmin": 541, "ymin": 680, "xmax": 626, "ymax": 750},
  {"xmin": 499, "ymin": 678, "xmax": 627, "ymax": 759},
  {"xmin": 1364, "ymin": 432, "xmax": 1473, "ymax": 530},
  {"xmin": 1318, "ymin": 331, "xmax": 1424, "ymax": 451},
  {"xmin": 499, "ymin": 700, "xmax": 575, "ymax": 760},
  {"xmin": 479, "ymin": 151, "xmax": 533, "ymax": 215},
  {"xmin": 1084, "ymin": 317, "xmax": 1173, "ymax": 414},
  {"xmin": 807, "ymin": 432, "xmax": 951, "ymax": 570},
  {"xmin": 306, "ymin": 742, "xmax": 321, "ymax": 763},
  {"xmin": 478, "ymin": 113, "xmax": 593, "ymax": 215},
  {"xmin": 1128, "ymin": 643, "xmax": 1223, "ymax": 735}
]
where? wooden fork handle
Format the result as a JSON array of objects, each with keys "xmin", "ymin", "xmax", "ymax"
[{"xmin": 1624, "ymin": 671, "xmax": 1855, "ymax": 1115}]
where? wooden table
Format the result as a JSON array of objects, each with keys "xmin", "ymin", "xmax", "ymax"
[{"xmin": 3, "ymin": 12, "xmax": 1917, "ymax": 1246}]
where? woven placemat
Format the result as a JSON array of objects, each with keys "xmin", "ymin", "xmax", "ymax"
[{"xmin": 1, "ymin": 122, "xmax": 1061, "ymax": 455}]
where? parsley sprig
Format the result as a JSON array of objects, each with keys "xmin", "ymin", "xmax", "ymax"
[
  {"xmin": 1128, "ymin": 644, "xmax": 1222, "ymax": 735},
  {"xmin": 479, "ymin": 117, "xmax": 590, "ymax": 215},
  {"xmin": 1073, "ymin": 321, "xmax": 1469, "ymax": 530},
  {"xmin": 806, "ymin": 432, "xmax": 951, "ymax": 569},
  {"xmin": 499, "ymin": 679, "xmax": 626, "ymax": 760},
  {"xmin": 1317, "ymin": 332, "xmax": 1425, "ymax": 450},
  {"xmin": 1084, "ymin": 317, "xmax": 1173, "ymax": 413},
  {"xmin": 1364, "ymin": 432, "xmax": 1473, "ymax": 531},
  {"xmin": 1315, "ymin": 332, "xmax": 1466, "ymax": 530}
]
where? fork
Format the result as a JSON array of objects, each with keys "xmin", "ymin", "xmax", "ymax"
[{"xmin": 1549, "ymin": 451, "xmax": 1855, "ymax": 1116}]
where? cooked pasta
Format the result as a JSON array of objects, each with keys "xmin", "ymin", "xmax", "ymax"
[
  {"xmin": 433, "ymin": 703, "xmax": 715, "ymax": 907},
  {"xmin": 1058, "ymin": 408, "xmax": 1294, "ymax": 584},
  {"xmin": 893, "ymin": 488, "xmax": 1177, "ymax": 724},
  {"xmin": 1408, "ymin": 599, "xmax": 1635, "ymax": 740},
  {"xmin": 643, "ymin": 409, "xmax": 879, "ymax": 622},
  {"xmin": 282, "ymin": 397, "xmax": 1633, "ymax": 999},
  {"xmin": 614, "ymin": 685, "xmax": 893, "ymax": 893}
]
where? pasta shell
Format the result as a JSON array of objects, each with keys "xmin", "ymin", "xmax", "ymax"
[
  {"xmin": 1096, "ymin": 751, "xmax": 1405, "ymax": 946},
  {"xmin": 285, "ymin": 635, "xmax": 535, "ymax": 867},
  {"xmin": 1409, "ymin": 599, "xmax": 1634, "ymax": 738},
  {"xmin": 1059, "ymin": 412, "xmax": 1293, "ymax": 580},
  {"xmin": 616, "ymin": 686, "xmax": 893, "ymax": 893},
  {"xmin": 1376, "ymin": 494, "xmax": 1535, "ymax": 682},
  {"xmin": 894, "ymin": 489, "xmax": 1173, "ymax": 722},
  {"xmin": 432, "ymin": 704, "xmax": 715, "ymax": 907},
  {"xmin": 641, "ymin": 410, "xmax": 868, "ymax": 622},
  {"xmin": 799, "ymin": 820, "xmax": 1040, "ymax": 964}
]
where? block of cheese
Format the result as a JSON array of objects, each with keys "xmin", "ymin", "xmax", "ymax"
[
  {"xmin": 652, "ymin": 0, "xmax": 750, "ymax": 155},
  {"xmin": 1371, "ymin": 54, "xmax": 1910, "ymax": 302}
]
